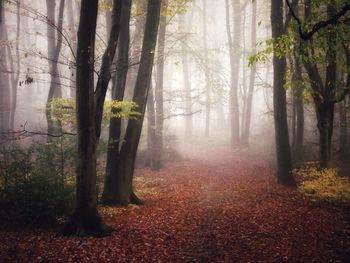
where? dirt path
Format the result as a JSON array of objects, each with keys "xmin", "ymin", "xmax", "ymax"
[{"xmin": 1, "ymin": 146, "xmax": 350, "ymax": 262}]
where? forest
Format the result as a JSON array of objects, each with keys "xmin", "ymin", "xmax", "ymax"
[{"xmin": 0, "ymin": 0, "xmax": 350, "ymax": 262}]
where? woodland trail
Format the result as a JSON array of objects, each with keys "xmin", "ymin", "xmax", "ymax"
[{"xmin": 1, "ymin": 145, "xmax": 350, "ymax": 262}]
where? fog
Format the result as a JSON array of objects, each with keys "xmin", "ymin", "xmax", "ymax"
[{"xmin": 0, "ymin": 0, "xmax": 343, "ymax": 166}]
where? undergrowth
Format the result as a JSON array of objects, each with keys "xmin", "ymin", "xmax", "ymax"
[{"xmin": 295, "ymin": 163, "xmax": 350, "ymax": 204}]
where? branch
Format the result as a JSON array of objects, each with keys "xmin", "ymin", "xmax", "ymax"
[
  {"xmin": 285, "ymin": 0, "xmax": 350, "ymax": 40},
  {"xmin": 0, "ymin": 122, "xmax": 76, "ymax": 144},
  {"xmin": 163, "ymin": 110, "xmax": 201, "ymax": 120}
]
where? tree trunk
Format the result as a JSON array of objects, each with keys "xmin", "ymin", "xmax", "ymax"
[
  {"xmin": 45, "ymin": 0, "xmax": 65, "ymax": 135},
  {"xmin": 153, "ymin": 0, "xmax": 167, "ymax": 170},
  {"xmin": 102, "ymin": 0, "xmax": 132, "ymax": 206},
  {"xmin": 271, "ymin": 0, "xmax": 295, "ymax": 186},
  {"xmin": 179, "ymin": 13, "xmax": 193, "ymax": 137},
  {"xmin": 203, "ymin": 0, "xmax": 211, "ymax": 137},
  {"xmin": 62, "ymin": 0, "xmax": 110, "ymax": 237},
  {"xmin": 292, "ymin": 55, "xmax": 304, "ymax": 164},
  {"xmin": 0, "ymin": 2, "xmax": 11, "ymax": 132},
  {"xmin": 115, "ymin": 0, "xmax": 161, "ymax": 205},
  {"xmin": 339, "ymin": 98, "xmax": 348, "ymax": 162},
  {"xmin": 241, "ymin": 0, "xmax": 257, "ymax": 146},
  {"xmin": 226, "ymin": 0, "xmax": 241, "ymax": 147},
  {"xmin": 147, "ymin": 83, "xmax": 157, "ymax": 167},
  {"xmin": 66, "ymin": 0, "xmax": 77, "ymax": 98}
]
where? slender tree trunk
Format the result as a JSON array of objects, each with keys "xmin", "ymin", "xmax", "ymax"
[
  {"xmin": 45, "ymin": 0, "xmax": 65, "ymax": 135},
  {"xmin": 241, "ymin": 0, "xmax": 257, "ymax": 146},
  {"xmin": 94, "ymin": 0, "xmax": 122, "ymax": 140},
  {"xmin": 180, "ymin": 13, "xmax": 193, "ymax": 137},
  {"xmin": 102, "ymin": 0, "xmax": 132, "ymax": 205},
  {"xmin": 339, "ymin": 98, "xmax": 348, "ymax": 162},
  {"xmin": 125, "ymin": 0, "xmax": 147, "ymax": 102},
  {"xmin": 293, "ymin": 55, "xmax": 304, "ymax": 163},
  {"xmin": 7, "ymin": 1, "xmax": 20, "ymax": 130},
  {"xmin": 62, "ymin": 0, "xmax": 110, "ymax": 237},
  {"xmin": 115, "ymin": 0, "xmax": 161, "ymax": 205},
  {"xmin": 0, "ymin": 2, "xmax": 10, "ymax": 132},
  {"xmin": 66, "ymin": 0, "xmax": 77, "ymax": 98},
  {"xmin": 271, "ymin": 0, "xmax": 295, "ymax": 186},
  {"xmin": 153, "ymin": 0, "xmax": 167, "ymax": 170},
  {"xmin": 226, "ymin": 0, "xmax": 241, "ymax": 147},
  {"xmin": 203, "ymin": 0, "xmax": 210, "ymax": 137},
  {"xmin": 147, "ymin": 83, "xmax": 157, "ymax": 167}
]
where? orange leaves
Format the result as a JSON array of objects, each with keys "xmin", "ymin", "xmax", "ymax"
[{"xmin": 0, "ymin": 148, "xmax": 349, "ymax": 262}]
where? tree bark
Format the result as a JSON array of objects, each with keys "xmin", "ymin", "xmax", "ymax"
[
  {"xmin": 62, "ymin": 0, "xmax": 110, "ymax": 236},
  {"xmin": 153, "ymin": 0, "xmax": 168, "ymax": 170},
  {"xmin": 115, "ymin": 0, "xmax": 162, "ymax": 205},
  {"xmin": 102, "ymin": 0, "xmax": 132, "ymax": 206},
  {"xmin": 0, "ymin": 2, "xmax": 11, "ymax": 132},
  {"xmin": 45, "ymin": 0, "xmax": 65, "ymax": 136},
  {"xmin": 241, "ymin": 0, "xmax": 257, "ymax": 146},
  {"xmin": 179, "ymin": 13, "xmax": 193, "ymax": 137},
  {"xmin": 94, "ymin": 0, "xmax": 122, "ymax": 141},
  {"xmin": 203, "ymin": 0, "xmax": 211, "ymax": 137},
  {"xmin": 271, "ymin": 0, "xmax": 295, "ymax": 186},
  {"xmin": 226, "ymin": 0, "xmax": 241, "ymax": 147}
]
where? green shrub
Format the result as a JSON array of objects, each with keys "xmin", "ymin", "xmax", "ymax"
[
  {"xmin": 0, "ymin": 142, "xmax": 74, "ymax": 226},
  {"xmin": 295, "ymin": 163, "xmax": 350, "ymax": 204}
]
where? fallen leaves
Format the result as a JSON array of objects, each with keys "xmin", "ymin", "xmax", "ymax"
[{"xmin": 0, "ymin": 146, "xmax": 349, "ymax": 262}]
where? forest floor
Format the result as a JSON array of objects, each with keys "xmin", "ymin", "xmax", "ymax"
[{"xmin": 1, "ymin": 145, "xmax": 350, "ymax": 262}]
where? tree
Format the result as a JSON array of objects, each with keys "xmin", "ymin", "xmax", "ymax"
[
  {"xmin": 45, "ymin": 0, "xmax": 65, "ymax": 135},
  {"xmin": 0, "ymin": 1, "xmax": 11, "ymax": 132},
  {"xmin": 113, "ymin": 0, "xmax": 162, "ymax": 205},
  {"xmin": 62, "ymin": 0, "xmax": 110, "ymax": 236},
  {"xmin": 241, "ymin": 0, "xmax": 257, "ymax": 146},
  {"xmin": 271, "ymin": 0, "xmax": 295, "ymax": 186},
  {"xmin": 152, "ymin": 0, "xmax": 168, "ymax": 170},
  {"xmin": 102, "ymin": 0, "xmax": 132, "ymax": 205},
  {"xmin": 225, "ymin": 0, "xmax": 241, "ymax": 147}
]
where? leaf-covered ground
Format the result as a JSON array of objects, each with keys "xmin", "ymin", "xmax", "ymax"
[{"xmin": 1, "ymin": 146, "xmax": 350, "ymax": 262}]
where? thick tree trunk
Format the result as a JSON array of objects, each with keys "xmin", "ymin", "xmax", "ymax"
[
  {"xmin": 102, "ymin": 0, "xmax": 132, "ymax": 206},
  {"xmin": 271, "ymin": 0, "xmax": 295, "ymax": 186},
  {"xmin": 153, "ymin": 0, "xmax": 167, "ymax": 170},
  {"xmin": 241, "ymin": 0, "xmax": 257, "ymax": 146},
  {"xmin": 115, "ymin": 0, "xmax": 161, "ymax": 205},
  {"xmin": 315, "ymin": 101, "xmax": 334, "ymax": 168},
  {"xmin": 62, "ymin": 0, "xmax": 110, "ymax": 237}
]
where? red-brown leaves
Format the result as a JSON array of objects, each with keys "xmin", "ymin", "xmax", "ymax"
[{"xmin": 0, "ymin": 146, "xmax": 349, "ymax": 262}]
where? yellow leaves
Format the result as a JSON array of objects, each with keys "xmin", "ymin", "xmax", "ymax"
[
  {"xmin": 46, "ymin": 98, "xmax": 140, "ymax": 127},
  {"xmin": 98, "ymin": 206, "xmax": 125, "ymax": 218},
  {"xmin": 295, "ymin": 163, "xmax": 350, "ymax": 203}
]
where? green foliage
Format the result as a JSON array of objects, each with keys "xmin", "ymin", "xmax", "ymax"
[
  {"xmin": 248, "ymin": 36, "xmax": 295, "ymax": 66},
  {"xmin": 0, "ymin": 142, "xmax": 75, "ymax": 226},
  {"xmin": 48, "ymin": 98, "xmax": 140, "ymax": 127},
  {"xmin": 295, "ymin": 163, "xmax": 350, "ymax": 204}
]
